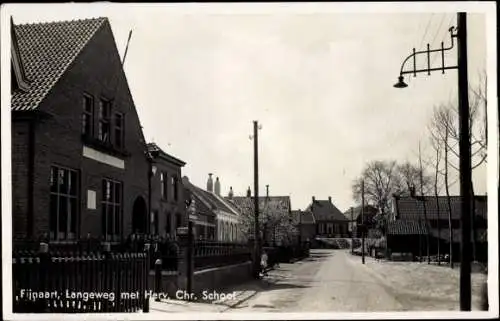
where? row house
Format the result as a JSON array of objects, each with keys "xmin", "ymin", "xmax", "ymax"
[
  {"xmin": 11, "ymin": 17, "xmax": 151, "ymax": 242},
  {"xmin": 147, "ymin": 143, "xmax": 186, "ymax": 238},
  {"xmin": 306, "ymin": 196, "xmax": 349, "ymax": 238}
]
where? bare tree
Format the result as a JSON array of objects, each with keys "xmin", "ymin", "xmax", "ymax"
[
  {"xmin": 429, "ymin": 77, "xmax": 488, "ymax": 263},
  {"xmin": 429, "ymin": 103, "xmax": 456, "ymax": 268},
  {"xmin": 397, "ymin": 160, "xmax": 433, "ymax": 196},
  {"xmin": 430, "ymin": 132, "xmax": 444, "ymax": 265},
  {"xmin": 352, "ymin": 160, "xmax": 403, "ymax": 229},
  {"xmin": 417, "ymin": 143, "xmax": 432, "ymax": 264}
]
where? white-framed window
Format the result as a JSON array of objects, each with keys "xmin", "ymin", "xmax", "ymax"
[
  {"xmin": 50, "ymin": 166, "xmax": 78, "ymax": 240},
  {"xmin": 102, "ymin": 178, "xmax": 122, "ymax": 241},
  {"xmin": 114, "ymin": 112, "xmax": 124, "ymax": 148},
  {"xmin": 82, "ymin": 94, "xmax": 94, "ymax": 136},
  {"xmin": 98, "ymin": 99, "xmax": 111, "ymax": 143}
]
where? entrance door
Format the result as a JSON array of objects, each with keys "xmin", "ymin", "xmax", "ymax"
[{"xmin": 132, "ymin": 196, "xmax": 147, "ymax": 234}]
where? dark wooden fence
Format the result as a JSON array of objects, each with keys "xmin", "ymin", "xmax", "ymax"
[{"xmin": 12, "ymin": 241, "xmax": 150, "ymax": 313}]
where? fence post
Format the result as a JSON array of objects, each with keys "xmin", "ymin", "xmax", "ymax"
[
  {"xmin": 102, "ymin": 242, "xmax": 111, "ymax": 312},
  {"xmin": 154, "ymin": 241, "xmax": 162, "ymax": 302},
  {"xmin": 154, "ymin": 257, "xmax": 162, "ymax": 302},
  {"xmin": 176, "ymin": 226, "xmax": 194, "ymax": 299},
  {"xmin": 143, "ymin": 243, "xmax": 150, "ymax": 313},
  {"xmin": 39, "ymin": 242, "xmax": 50, "ymax": 313}
]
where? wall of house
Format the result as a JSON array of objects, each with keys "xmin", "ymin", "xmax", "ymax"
[
  {"xmin": 11, "ymin": 119, "xmax": 31, "ymax": 238},
  {"xmin": 150, "ymin": 159, "xmax": 186, "ymax": 238},
  {"xmin": 25, "ymin": 21, "xmax": 149, "ymax": 240},
  {"xmin": 216, "ymin": 212, "xmax": 240, "ymax": 242},
  {"xmin": 316, "ymin": 221, "xmax": 349, "ymax": 237}
]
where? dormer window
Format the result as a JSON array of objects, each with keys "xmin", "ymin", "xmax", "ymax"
[{"xmin": 98, "ymin": 99, "xmax": 111, "ymax": 143}]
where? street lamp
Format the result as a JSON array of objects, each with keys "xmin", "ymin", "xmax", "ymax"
[
  {"xmin": 393, "ymin": 76, "xmax": 408, "ymax": 88},
  {"xmin": 394, "ymin": 13, "xmax": 472, "ymax": 311}
]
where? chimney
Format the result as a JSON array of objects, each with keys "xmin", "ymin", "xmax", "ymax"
[
  {"xmin": 214, "ymin": 177, "xmax": 221, "ymax": 196},
  {"xmin": 312, "ymin": 196, "xmax": 315, "ymax": 202},
  {"xmin": 246, "ymin": 186, "xmax": 251, "ymax": 198},
  {"xmin": 266, "ymin": 185, "xmax": 269, "ymax": 197},
  {"xmin": 207, "ymin": 173, "xmax": 213, "ymax": 192},
  {"xmin": 228, "ymin": 186, "xmax": 234, "ymax": 199},
  {"xmin": 328, "ymin": 196, "xmax": 332, "ymax": 203}
]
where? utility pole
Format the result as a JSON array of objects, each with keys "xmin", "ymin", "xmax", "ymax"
[
  {"xmin": 361, "ymin": 181, "xmax": 365, "ymax": 264},
  {"xmin": 394, "ymin": 12, "xmax": 472, "ymax": 310},
  {"xmin": 457, "ymin": 12, "xmax": 472, "ymax": 311},
  {"xmin": 252, "ymin": 120, "xmax": 261, "ymax": 277}
]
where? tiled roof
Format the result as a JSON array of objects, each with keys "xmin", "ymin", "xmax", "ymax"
[
  {"xmin": 183, "ymin": 177, "xmax": 239, "ymax": 216},
  {"xmin": 343, "ymin": 205, "xmax": 378, "ymax": 221},
  {"xmin": 183, "ymin": 188, "xmax": 213, "ymax": 217},
  {"xmin": 305, "ymin": 199, "xmax": 348, "ymax": 222},
  {"xmin": 394, "ymin": 195, "xmax": 487, "ymax": 221},
  {"xmin": 387, "ymin": 220, "xmax": 428, "ymax": 235},
  {"xmin": 290, "ymin": 210, "xmax": 316, "ymax": 225},
  {"xmin": 11, "ymin": 17, "xmax": 107, "ymax": 111}
]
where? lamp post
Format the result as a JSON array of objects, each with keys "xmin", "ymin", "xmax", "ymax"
[{"xmin": 394, "ymin": 12, "xmax": 472, "ymax": 311}]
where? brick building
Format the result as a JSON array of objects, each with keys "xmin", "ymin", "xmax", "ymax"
[
  {"xmin": 146, "ymin": 143, "xmax": 186, "ymax": 238},
  {"xmin": 11, "ymin": 17, "xmax": 150, "ymax": 241}
]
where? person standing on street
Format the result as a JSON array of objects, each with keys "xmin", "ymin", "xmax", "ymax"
[{"xmin": 260, "ymin": 250, "xmax": 269, "ymax": 277}]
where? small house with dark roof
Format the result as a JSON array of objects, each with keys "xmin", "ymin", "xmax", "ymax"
[
  {"xmin": 146, "ymin": 143, "xmax": 186, "ymax": 238},
  {"xmin": 305, "ymin": 196, "xmax": 349, "ymax": 238},
  {"xmin": 11, "ymin": 17, "xmax": 150, "ymax": 242},
  {"xmin": 387, "ymin": 194, "xmax": 488, "ymax": 261}
]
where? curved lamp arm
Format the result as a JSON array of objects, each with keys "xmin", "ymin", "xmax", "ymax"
[{"xmin": 395, "ymin": 27, "xmax": 459, "ymax": 88}]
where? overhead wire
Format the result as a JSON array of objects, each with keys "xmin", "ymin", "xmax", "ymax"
[
  {"xmin": 408, "ymin": 13, "xmax": 434, "ymax": 84},
  {"xmin": 430, "ymin": 14, "xmax": 456, "ymax": 68}
]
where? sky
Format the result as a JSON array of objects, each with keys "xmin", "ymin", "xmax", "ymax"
[{"xmin": 2, "ymin": 2, "xmax": 496, "ymax": 212}]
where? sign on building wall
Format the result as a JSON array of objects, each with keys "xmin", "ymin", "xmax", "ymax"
[{"xmin": 87, "ymin": 190, "xmax": 97, "ymax": 209}]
